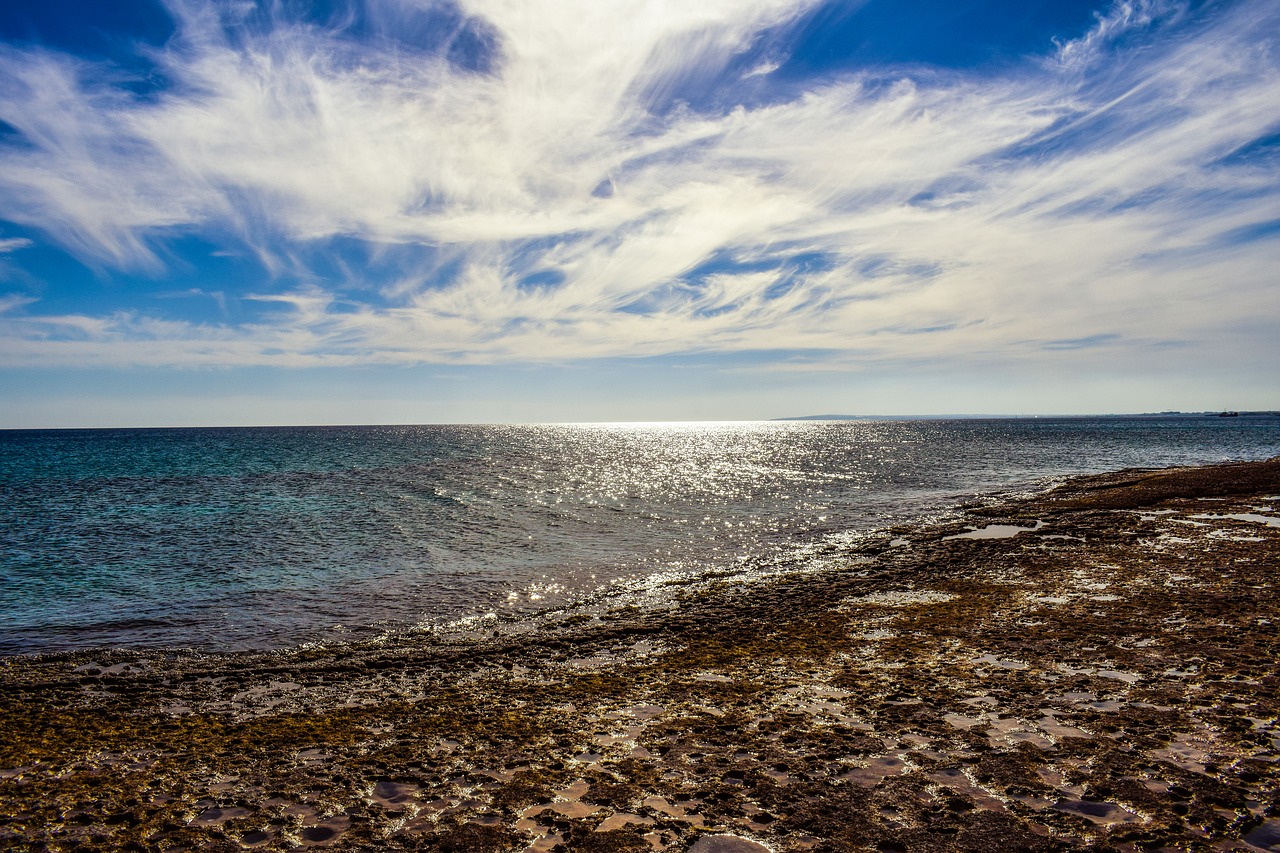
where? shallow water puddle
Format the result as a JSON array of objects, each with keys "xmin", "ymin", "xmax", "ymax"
[
  {"xmin": 799, "ymin": 699, "xmax": 848, "ymax": 716},
  {"xmin": 1033, "ymin": 766, "xmax": 1083, "ymax": 797},
  {"xmin": 1123, "ymin": 509, "xmax": 1179, "ymax": 522},
  {"xmin": 512, "ymin": 814, "xmax": 564, "ymax": 849},
  {"xmin": 1153, "ymin": 731, "xmax": 1214, "ymax": 773},
  {"xmin": 189, "ymin": 806, "xmax": 251, "ymax": 826},
  {"xmin": 688, "ymin": 835, "xmax": 772, "ymax": 853},
  {"xmin": 641, "ymin": 795, "xmax": 708, "ymax": 829},
  {"xmin": 595, "ymin": 812, "xmax": 655, "ymax": 831},
  {"xmin": 612, "ymin": 703, "xmax": 666, "ymax": 721},
  {"xmin": 74, "ymin": 660, "xmax": 149, "ymax": 676},
  {"xmin": 295, "ymin": 748, "xmax": 332, "ymax": 764},
  {"xmin": 1052, "ymin": 798, "xmax": 1142, "ymax": 825},
  {"xmin": 521, "ymin": 779, "xmax": 605, "ymax": 820},
  {"xmin": 1244, "ymin": 819, "xmax": 1280, "ymax": 851},
  {"xmin": 1192, "ymin": 512, "xmax": 1280, "ymax": 528},
  {"xmin": 370, "ymin": 779, "xmax": 419, "ymax": 810},
  {"xmin": 973, "ymin": 653, "xmax": 1029, "ymax": 670},
  {"xmin": 238, "ymin": 828, "xmax": 275, "ymax": 847},
  {"xmin": 999, "ymin": 730, "xmax": 1056, "ymax": 749},
  {"xmin": 297, "ymin": 816, "xmax": 350, "ymax": 846},
  {"xmin": 840, "ymin": 754, "xmax": 912, "ymax": 785},
  {"xmin": 930, "ymin": 767, "xmax": 1009, "ymax": 812},
  {"xmin": 1088, "ymin": 699, "xmax": 1127, "ymax": 711},
  {"xmin": 1056, "ymin": 663, "xmax": 1140, "ymax": 683},
  {"xmin": 231, "ymin": 679, "xmax": 302, "ymax": 704},
  {"xmin": 431, "ymin": 738, "xmax": 462, "ymax": 756},
  {"xmin": 943, "ymin": 712, "xmax": 986, "ymax": 729},
  {"xmin": 1037, "ymin": 711, "xmax": 1091, "ymax": 739},
  {"xmin": 1210, "ymin": 531, "xmax": 1268, "ymax": 541},
  {"xmin": 594, "ymin": 724, "xmax": 646, "ymax": 748},
  {"xmin": 944, "ymin": 520, "xmax": 1045, "ymax": 540},
  {"xmin": 984, "ymin": 716, "xmax": 1022, "ymax": 734},
  {"xmin": 643, "ymin": 795, "xmax": 684, "ymax": 817},
  {"xmin": 533, "ymin": 799, "xmax": 600, "ymax": 819},
  {"xmin": 987, "ymin": 716, "xmax": 1055, "ymax": 749},
  {"xmin": 1097, "ymin": 669, "xmax": 1140, "ymax": 683},
  {"xmin": 842, "ymin": 590, "xmax": 957, "ymax": 607},
  {"xmin": 775, "ymin": 684, "xmax": 856, "ymax": 719}
]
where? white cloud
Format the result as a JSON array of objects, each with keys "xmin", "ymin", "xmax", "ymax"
[
  {"xmin": 1053, "ymin": 0, "xmax": 1188, "ymax": 71},
  {"xmin": 0, "ymin": 0, "xmax": 1277, "ymax": 375},
  {"xmin": 0, "ymin": 293, "xmax": 37, "ymax": 314}
]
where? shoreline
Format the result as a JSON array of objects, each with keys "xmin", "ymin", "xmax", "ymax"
[{"xmin": 3, "ymin": 457, "xmax": 1279, "ymax": 851}]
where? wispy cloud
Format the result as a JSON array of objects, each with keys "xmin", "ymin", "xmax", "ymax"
[
  {"xmin": 0, "ymin": 0, "xmax": 1277, "ymax": 372},
  {"xmin": 1053, "ymin": 0, "xmax": 1188, "ymax": 70}
]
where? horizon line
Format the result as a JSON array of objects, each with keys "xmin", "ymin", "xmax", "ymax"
[{"xmin": 3, "ymin": 411, "xmax": 1277, "ymax": 432}]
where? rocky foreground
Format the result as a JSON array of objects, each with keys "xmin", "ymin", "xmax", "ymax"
[{"xmin": 3, "ymin": 458, "xmax": 1280, "ymax": 852}]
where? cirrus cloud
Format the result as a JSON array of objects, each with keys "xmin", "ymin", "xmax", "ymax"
[{"xmin": 0, "ymin": 0, "xmax": 1277, "ymax": 378}]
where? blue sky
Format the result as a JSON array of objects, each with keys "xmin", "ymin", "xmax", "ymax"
[{"xmin": 1, "ymin": 0, "xmax": 1277, "ymax": 426}]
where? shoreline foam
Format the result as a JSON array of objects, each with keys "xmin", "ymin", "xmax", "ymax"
[{"xmin": 3, "ymin": 457, "xmax": 1279, "ymax": 851}]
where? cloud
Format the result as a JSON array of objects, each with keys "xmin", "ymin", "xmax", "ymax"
[
  {"xmin": 0, "ymin": 237, "xmax": 33, "ymax": 253},
  {"xmin": 0, "ymin": 293, "xmax": 37, "ymax": 314},
  {"xmin": 0, "ymin": 0, "xmax": 1277, "ymax": 373},
  {"xmin": 1052, "ymin": 0, "xmax": 1188, "ymax": 71}
]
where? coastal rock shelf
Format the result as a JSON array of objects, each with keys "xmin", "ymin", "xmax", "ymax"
[{"xmin": 2, "ymin": 459, "xmax": 1279, "ymax": 852}]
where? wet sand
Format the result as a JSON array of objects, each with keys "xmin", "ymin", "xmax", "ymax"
[{"xmin": 2, "ymin": 457, "xmax": 1279, "ymax": 852}]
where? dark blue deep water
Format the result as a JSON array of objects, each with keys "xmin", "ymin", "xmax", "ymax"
[{"xmin": 2, "ymin": 417, "xmax": 1278, "ymax": 655}]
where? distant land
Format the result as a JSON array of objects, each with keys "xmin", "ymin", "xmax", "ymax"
[{"xmin": 774, "ymin": 412, "xmax": 1280, "ymax": 421}]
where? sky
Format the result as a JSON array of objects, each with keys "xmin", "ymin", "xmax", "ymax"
[{"xmin": 0, "ymin": 0, "xmax": 1277, "ymax": 426}]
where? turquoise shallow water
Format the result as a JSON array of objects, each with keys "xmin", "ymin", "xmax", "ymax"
[{"xmin": 2, "ymin": 416, "xmax": 1278, "ymax": 655}]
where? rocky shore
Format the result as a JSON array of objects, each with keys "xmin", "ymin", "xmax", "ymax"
[{"xmin": 3, "ymin": 458, "xmax": 1279, "ymax": 852}]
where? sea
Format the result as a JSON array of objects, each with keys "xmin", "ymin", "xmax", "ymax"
[{"xmin": 2, "ymin": 416, "xmax": 1278, "ymax": 657}]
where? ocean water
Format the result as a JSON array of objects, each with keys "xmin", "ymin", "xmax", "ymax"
[{"xmin": 2, "ymin": 416, "xmax": 1278, "ymax": 656}]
